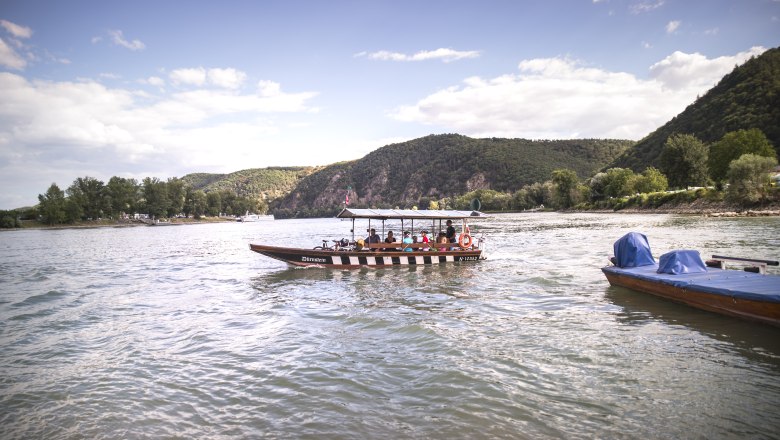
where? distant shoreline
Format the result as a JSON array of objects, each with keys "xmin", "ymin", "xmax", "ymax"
[
  {"xmin": 4, "ymin": 216, "xmax": 236, "ymax": 231},
  {"xmin": 4, "ymin": 205, "xmax": 779, "ymax": 232}
]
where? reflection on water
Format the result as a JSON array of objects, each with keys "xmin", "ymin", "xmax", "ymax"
[
  {"xmin": 605, "ymin": 285, "xmax": 780, "ymax": 361},
  {"xmin": 1, "ymin": 213, "xmax": 779, "ymax": 439}
]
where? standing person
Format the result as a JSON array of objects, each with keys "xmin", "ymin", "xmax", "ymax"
[{"xmin": 446, "ymin": 220, "xmax": 456, "ymax": 243}]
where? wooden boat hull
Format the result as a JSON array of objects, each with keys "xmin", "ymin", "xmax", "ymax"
[
  {"xmin": 602, "ymin": 266, "xmax": 780, "ymax": 327},
  {"xmin": 250, "ymin": 244, "xmax": 484, "ymax": 269}
]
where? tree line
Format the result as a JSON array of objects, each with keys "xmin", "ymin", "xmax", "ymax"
[
  {"xmin": 2, "ymin": 128, "xmax": 776, "ymax": 227},
  {"xmin": 273, "ymin": 128, "xmax": 776, "ymax": 218},
  {"xmin": 29, "ymin": 176, "xmax": 266, "ymax": 226},
  {"xmin": 433, "ymin": 128, "xmax": 777, "ymax": 212}
]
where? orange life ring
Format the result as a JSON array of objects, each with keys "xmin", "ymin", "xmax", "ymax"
[{"xmin": 458, "ymin": 233, "xmax": 473, "ymax": 248}]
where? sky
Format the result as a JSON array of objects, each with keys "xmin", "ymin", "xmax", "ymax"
[{"xmin": 0, "ymin": 0, "xmax": 778, "ymax": 209}]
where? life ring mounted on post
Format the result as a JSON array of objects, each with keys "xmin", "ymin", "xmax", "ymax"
[{"xmin": 458, "ymin": 233, "xmax": 473, "ymax": 248}]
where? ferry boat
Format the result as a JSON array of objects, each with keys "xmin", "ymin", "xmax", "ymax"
[
  {"xmin": 602, "ymin": 232, "xmax": 780, "ymax": 327},
  {"xmin": 250, "ymin": 208, "xmax": 488, "ymax": 268}
]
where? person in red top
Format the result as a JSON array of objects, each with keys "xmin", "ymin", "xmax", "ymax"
[{"xmin": 420, "ymin": 230, "xmax": 430, "ymax": 250}]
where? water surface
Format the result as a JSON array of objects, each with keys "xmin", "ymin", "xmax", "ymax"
[{"xmin": 1, "ymin": 213, "xmax": 779, "ymax": 439}]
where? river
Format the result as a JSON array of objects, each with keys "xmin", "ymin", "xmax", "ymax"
[{"xmin": 1, "ymin": 213, "xmax": 779, "ymax": 439}]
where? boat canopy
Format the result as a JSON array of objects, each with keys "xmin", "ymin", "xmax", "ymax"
[{"xmin": 336, "ymin": 208, "xmax": 488, "ymax": 221}]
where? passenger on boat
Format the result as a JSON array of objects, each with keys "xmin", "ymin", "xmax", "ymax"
[
  {"xmin": 384, "ymin": 231, "xmax": 397, "ymax": 251},
  {"xmin": 420, "ymin": 230, "xmax": 430, "ymax": 251},
  {"xmin": 402, "ymin": 231, "xmax": 413, "ymax": 252},
  {"xmin": 437, "ymin": 232, "xmax": 448, "ymax": 250},
  {"xmin": 366, "ymin": 228, "xmax": 381, "ymax": 244},
  {"xmin": 446, "ymin": 220, "xmax": 456, "ymax": 243}
]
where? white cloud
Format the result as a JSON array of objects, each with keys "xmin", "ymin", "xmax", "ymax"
[
  {"xmin": 391, "ymin": 48, "xmax": 767, "ymax": 140},
  {"xmin": 257, "ymin": 80, "xmax": 281, "ymax": 97},
  {"xmin": 0, "ymin": 37, "xmax": 26, "ymax": 69},
  {"xmin": 0, "ymin": 71, "xmax": 319, "ymax": 208},
  {"xmin": 170, "ymin": 67, "xmax": 207, "ymax": 86},
  {"xmin": 358, "ymin": 48, "xmax": 480, "ymax": 63},
  {"xmin": 630, "ymin": 1, "xmax": 665, "ymax": 14},
  {"xmin": 144, "ymin": 76, "xmax": 165, "ymax": 87},
  {"xmin": 0, "ymin": 19, "xmax": 32, "ymax": 39},
  {"xmin": 649, "ymin": 46, "xmax": 765, "ymax": 90},
  {"xmin": 207, "ymin": 68, "xmax": 246, "ymax": 89},
  {"xmin": 0, "ymin": 20, "xmax": 32, "ymax": 70},
  {"xmin": 108, "ymin": 29, "xmax": 145, "ymax": 51},
  {"xmin": 169, "ymin": 67, "xmax": 249, "ymax": 89},
  {"xmin": 666, "ymin": 20, "xmax": 681, "ymax": 34}
]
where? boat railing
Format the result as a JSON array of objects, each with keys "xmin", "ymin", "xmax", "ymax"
[
  {"xmin": 706, "ymin": 255, "xmax": 779, "ymax": 275},
  {"xmin": 363, "ymin": 242, "xmax": 477, "ymax": 251}
]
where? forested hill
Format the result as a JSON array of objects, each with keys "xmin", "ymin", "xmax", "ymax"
[
  {"xmin": 609, "ymin": 46, "xmax": 780, "ymax": 171},
  {"xmin": 272, "ymin": 134, "xmax": 632, "ymax": 215},
  {"xmin": 180, "ymin": 167, "xmax": 319, "ymax": 201}
]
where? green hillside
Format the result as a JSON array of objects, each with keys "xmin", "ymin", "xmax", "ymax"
[
  {"xmin": 610, "ymin": 47, "xmax": 780, "ymax": 171},
  {"xmin": 271, "ymin": 134, "xmax": 632, "ymax": 215},
  {"xmin": 180, "ymin": 167, "xmax": 318, "ymax": 201}
]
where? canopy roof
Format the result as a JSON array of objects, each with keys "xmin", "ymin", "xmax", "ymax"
[{"xmin": 336, "ymin": 208, "xmax": 488, "ymax": 220}]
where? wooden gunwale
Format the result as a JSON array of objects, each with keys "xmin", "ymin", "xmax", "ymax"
[{"xmin": 602, "ymin": 269, "xmax": 780, "ymax": 327}]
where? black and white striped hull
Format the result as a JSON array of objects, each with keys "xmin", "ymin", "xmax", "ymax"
[{"xmin": 250, "ymin": 244, "xmax": 484, "ymax": 268}]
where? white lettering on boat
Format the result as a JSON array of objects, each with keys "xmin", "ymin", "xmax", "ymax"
[{"xmin": 302, "ymin": 256, "xmax": 327, "ymax": 263}]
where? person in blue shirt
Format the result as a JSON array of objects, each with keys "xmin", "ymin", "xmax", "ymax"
[
  {"xmin": 365, "ymin": 228, "xmax": 381, "ymax": 244},
  {"xmin": 402, "ymin": 231, "xmax": 413, "ymax": 252}
]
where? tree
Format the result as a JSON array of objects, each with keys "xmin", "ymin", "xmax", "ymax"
[
  {"xmin": 166, "ymin": 178, "xmax": 186, "ymax": 217},
  {"xmin": 551, "ymin": 169, "xmax": 581, "ymax": 208},
  {"xmin": 600, "ymin": 168, "xmax": 637, "ymax": 198},
  {"xmin": 106, "ymin": 177, "xmax": 140, "ymax": 215},
  {"xmin": 659, "ymin": 134, "xmax": 709, "ymax": 189},
  {"xmin": 634, "ymin": 167, "xmax": 668, "ymax": 193},
  {"xmin": 67, "ymin": 176, "xmax": 108, "ymax": 220},
  {"xmin": 38, "ymin": 183, "xmax": 67, "ymax": 225},
  {"xmin": 184, "ymin": 188, "xmax": 208, "ymax": 218},
  {"xmin": 726, "ymin": 153, "xmax": 778, "ymax": 205},
  {"xmin": 709, "ymin": 128, "xmax": 776, "ymax": 182},
  {"xmin": 0, "ymin": 210, "xmax": 20, "ymax": 228},
  {"xmin": 206, "ymin": 191, "xmax": 222, "ymax": 216},
  {"xmin": 142, "ymin": 177, "xmax": 170, "ymax": 218}
]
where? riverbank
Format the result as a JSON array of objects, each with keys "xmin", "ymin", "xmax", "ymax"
[
  {"xmin": 607, "ymin": 199, "xmax": 780, "ymax": 216},
  {"xmin": 7, "ymin": 216, "xmax": 237, "ymax": 231}
]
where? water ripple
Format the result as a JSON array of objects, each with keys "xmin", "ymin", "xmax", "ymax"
[{"xmin": 1, "ymin": 215, "xmax": 779, "ymax": 439}]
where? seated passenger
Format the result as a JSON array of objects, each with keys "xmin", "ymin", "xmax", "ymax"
[
  {"xmin": 437, "ymin": 232, "xmax": 448, "ymax": 251},
  {"xmin": 420, "ymin": 230, "xmax": 430, "ymax": 251},
  {"xmin": 384, "ymin": 231, "xmax": 397, "ymax": 251},
  {"xmin": 365, "ymin": 228, "xmax": 381, "ymax": 245},
  {"xmin": 402, "ymin": 231, "xmax": 413, "ymax": 252}
]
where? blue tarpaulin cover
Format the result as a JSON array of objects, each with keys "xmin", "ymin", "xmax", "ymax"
[
  {"xmin": 613, "ymin": 232, "xmax": 655, "ymax": 268},
  {"xmin": 602, "ymin": 265, "xmax": 780, "ymax": 302},
  {"xmin": 657, "ymin": 250, "xmax": 707, "ymax": 274}
]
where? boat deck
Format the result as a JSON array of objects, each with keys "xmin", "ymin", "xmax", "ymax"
[{"xmin": 602, "ymin": 265, "xmax": 780, "ymax": 302}]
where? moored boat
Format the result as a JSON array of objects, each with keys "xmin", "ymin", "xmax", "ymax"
[
  {"xmin": 250, "ymin": 208, "xmax": 488, "ymax": 268},
  {"xmin": 602, "ymin": 232, "xmax": 780, "ymax": 327},
  {"xmin": 238, "ymin": 212, "xmax": 274, "ymax": 222}
]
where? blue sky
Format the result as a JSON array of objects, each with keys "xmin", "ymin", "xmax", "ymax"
[{"xmin": 0, "ymin": 0, "xmax": 778, "ymax": 209}]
